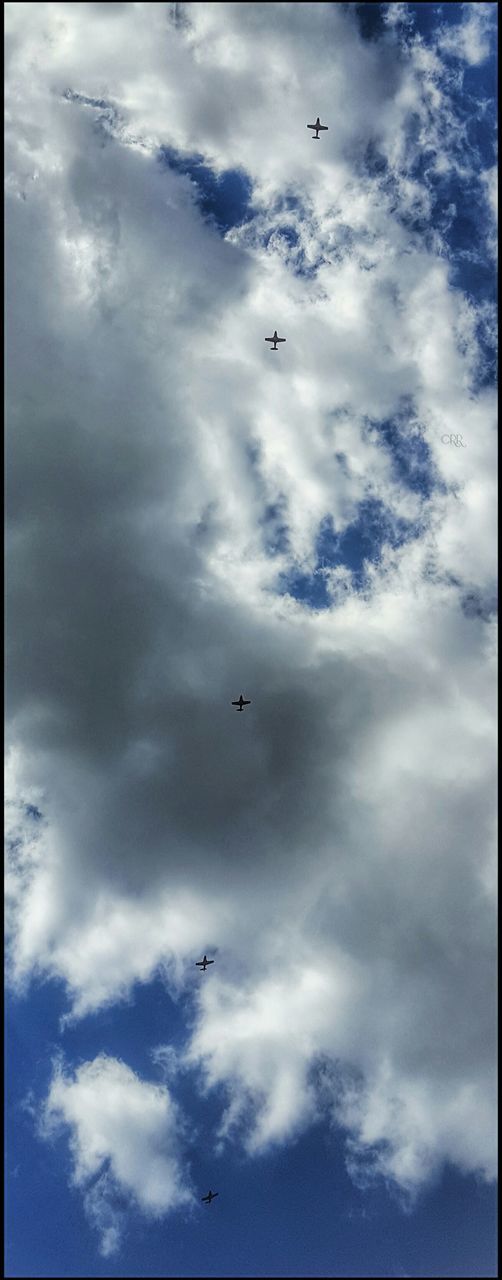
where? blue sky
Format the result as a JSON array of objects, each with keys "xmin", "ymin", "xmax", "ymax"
[
  {"xmin": 5, "ymin": 3, "xmax": 497, "ymax": 1277},
  {"xmin": 6, "ymin": 975, "xmax": 498, "ymax": 1278}
]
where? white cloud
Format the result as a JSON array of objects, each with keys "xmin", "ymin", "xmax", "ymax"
[
  {"xmin": 436, "ymin": 3, "xmax": 495, "ymax": 67},
  {"xmin": 481, "ymin": 164, "xmax": 498, "ymax": 261},
  {"xmin": 40, "ymin": 1055, "xmax": 193, "ymax": 1253},
  {"xmin": 334, "ymin": 1059, "xmax": 496, "ymax": 1195},
  {"xmin": 482, "ymin": 164, "xmax": 498, "ymax": 220},
  {"xmin": 6, "ymin": 0, "xmax": 496, "ymax": 1221}
]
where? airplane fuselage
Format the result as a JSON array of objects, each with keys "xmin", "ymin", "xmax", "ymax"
[
  {"xmin": 265, "ymin": 331, "xmax": 285, "ymax": 351},
  {"xmin": 308, "ymin": 118, "xmax": 328, "ymax": 139}
]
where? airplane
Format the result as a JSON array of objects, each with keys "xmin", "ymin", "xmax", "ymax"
[
  {"xmin": 231, "ymin": 695, "xmax": 251, "ymax": 711},
  {"xmin": 195, "ymin": 955, "xmax": 214, "ymax": 971},
  {"xmin": 265, "ymin": 330, "xmax": 286, "ymax": 350},
  {"xmin": 201, "ymin": 1190, "xmax": 219, "ymax": 1204},
  {"xmin": 307, "ymin": 117, "xmax": 328, "ymax": 139}
]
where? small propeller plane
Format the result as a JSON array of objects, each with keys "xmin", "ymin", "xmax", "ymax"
[
  {"xmin": 231, "ymin": 695, "xmax": 251, "ymax": 712},
  {"xmin": 201, "ymin": 1190, "xmax": 219, "ymax": 1204},
  {"xmin": 195, "ymin": 955, "xmax": 214, "ymax": 971},
  {"xmin": 307, "ymin": 117, "xmax": 328, "ymax": 139},
  {"xmin": 265, "ymin": 330, "xmax": 286, "ymax": 350}
]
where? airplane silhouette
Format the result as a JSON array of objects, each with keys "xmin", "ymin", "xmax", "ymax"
[
  {"xmin": 231, "ymin": 695, "xmax": 251, "ymax": 711},
  {"xmin": 195, "ymin": 955, "xmax": 214, "ymax": 971},
  {"xmin": 307, "ymin": 117, "xmax": 328, "ymax": 139},
  {"xmin": 265, "ymin": 330, "xmax": 286, "ymax": 350},
  {"xmin": 201, "ymin": 1190, "xmax": 219, "ymax": 1204}
]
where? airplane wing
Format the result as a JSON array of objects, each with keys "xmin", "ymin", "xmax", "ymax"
[
  {"xmin": 206, "ymin": 959, "xmax": 214, "ymax": 964},
  {"xmin": 231, "ymin": 700, "xmax": 240, "ymax": 705},
  {"xmin": 276, "ymin": 338, "xmax": 286, "ymax": 342},
  {"xmin": 319, "ymin": 124, "xmax": 328, "ymax": 130},
  {"xmin": 307, "ymin": 124, "xmax": 317, "ymax": 130},
  {"xmin": 265, "ymin": 337, "xmax": 275, "ymax": 343},
  {"xmin": 242, "ymin": 700, "xmax": 251, "ymax": 705}
]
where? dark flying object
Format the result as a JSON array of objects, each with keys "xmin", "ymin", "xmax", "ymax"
[
  {"xmin": 265, "ymin": 330, "xmax": 286, "ymax": 350},
  {"xmin": 195, "ymin": 955, "xmax": 214, "ymax": 971},
  {"xmin": 201, "ymin": 1190, "xmax": 219, "ymax": 1203},
  {"xmin": 307, "ymin": 117, "xmax": 328, "ymax": 139},
  {"xmin": 231, "ymin": 695, "xmax": 251, "ymax": 711}
]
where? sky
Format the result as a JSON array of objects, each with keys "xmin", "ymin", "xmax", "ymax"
[{"xmin": 4, "ymin": 3, "xmax": 498, "ymax": 1277}]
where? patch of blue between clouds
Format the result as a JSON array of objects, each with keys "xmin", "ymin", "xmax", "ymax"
[
  {"xmin": 365, "ymin": 407, "xmax": 439, "ymax": 500},
  {"xmin": 265, "ymin": 219, "xmax": 327, "ymax": 279},
  {"xmin": 361, "ymin": 149, "xmax": 496, "ymax": 308},
  {"xmin": 159, "ymin": 145, "xmax": 254, "ymax": 234},
  {"xmin": 280, "ymin": 496, "xmax": 421, "ymax": 609},
  {"xmin": 277, "ymin": 193, "xmax": 311, "ymax": 217},
  {"xmin": 360, "ymin": 45, "xmax": 497, "ymax": 394},
  {"xmin": 461, "ymin": 588, "xmax": 498, "ymax": 622},
  {"xmin": 347, "ymin": 2, "xmax": 387, "ymax": 42},
  {"xmin": 261, "ymin": 501, "xmax": 291, "ymax": 558},
  {"xmin": 25, "ymin": 803, "xmax": 43, "ymax": 821},
  {"xmin": 349, "ymin": 1, "xmax": 493, "ymax": 45},
  {"xmin": 408, "ymin": 2, "xmax": 463, "ymax": 39},
  {"xmin": 353, "ymin": 2, "xmax": 497, "ymax": 337},
  {"xmin": 271, "ymin": 400, "xmax": 440, "ymax": 609}
]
